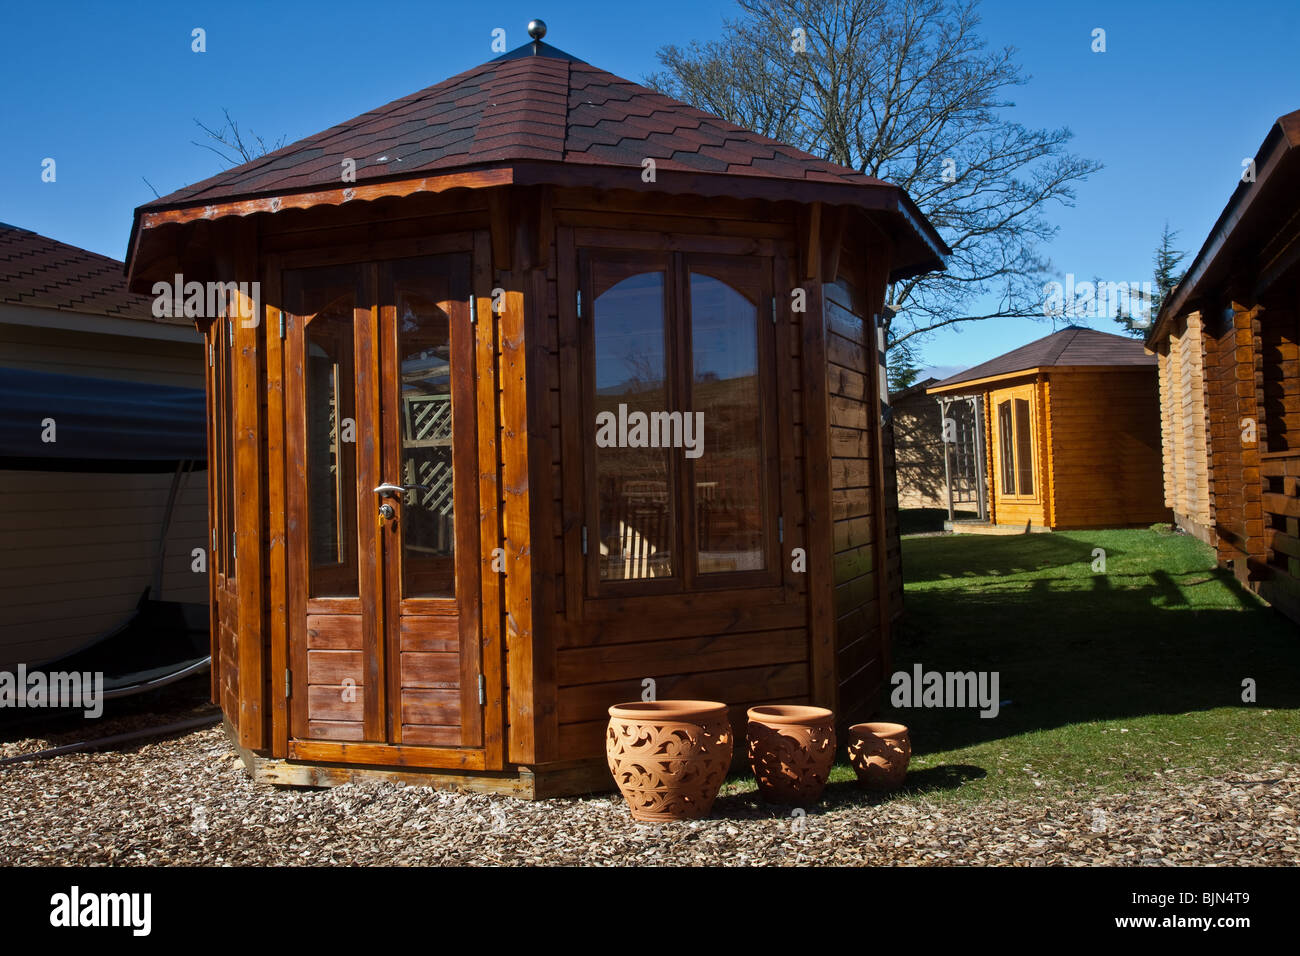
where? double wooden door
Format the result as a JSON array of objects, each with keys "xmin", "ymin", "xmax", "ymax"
[{"xmin": 284, "ymin": 254, "xmax": 483, "ymax": 752}]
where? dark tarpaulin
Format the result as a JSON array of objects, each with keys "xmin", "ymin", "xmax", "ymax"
[{"xmin": 0, "ymin": 366, "xmax": 206, "ymax": 469}]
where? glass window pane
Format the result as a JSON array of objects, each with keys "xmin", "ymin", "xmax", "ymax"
[
  {"xmin": 289, "ymin": 267, "xmax": 361, "ymax": 599},
  {"xmin": 220, "ymin": 315, "xmax": 235, "ymax": 578},
  {"xmin": 690, "ymin": 273, "xmax": 764, "ymax": 573},
  {"xmin": 997, "ymin": 400, "xmax": 1016, "ymax": 496},
  {"xmin": 593, "ymin": 270, "xmax": 675, "ymax": 581},
  {"xmin": 1014, "ymin": 398, "xmax": 1034, "ymax": 496},
  {"xmin": 393, "ymin": 263, "xmax": 456, "ymax": 598}
]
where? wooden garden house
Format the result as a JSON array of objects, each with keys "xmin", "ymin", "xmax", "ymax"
[
  {"xmin": 927, "ymin": 327, "xmax": 1168, "ymax": 531},
  {"xmin": 1147, "ymin": 110, "xmax": 1300, "ymax": 624},
  {"xmin": 123, "ymin": 26, "xmax": 947, "ymax": 795}
]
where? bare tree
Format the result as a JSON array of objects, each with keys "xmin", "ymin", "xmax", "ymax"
[
  {"xmin": 648, "ymin": 0, "xmax": 1102, "ymax": 352},
  {"xmin": 192, "ymin": 108, "xmax": 286, "ymax": 167}
]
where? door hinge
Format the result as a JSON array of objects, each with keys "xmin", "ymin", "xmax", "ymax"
[
  {"xmin": 581, "ymin": 525, "xmax": 587, "ymax": 555},
  {"xmin": 576, "ymin": 289, "xmax": 582, "ymax": 319},
  {"xmin": 469, "ymin": 293, "xmax": 477, "ymax": 324},
  {"xmin": 278, "ymin": 310, "xmax": 285, "ymax": 339},
  {"xmin": 771, "ymin": 295, "xmax": 778, "ymax": 324},
  {"xmin": 211, "ymin": 527, "xmax": 216, "ymax": 551},
  {"xmin": 285, "ymin": 669, "xmax": 292, "ymax": 699},
  {"xmin": 477, "ymin": 673, "xmax": 486, "ymax": 706},
  {"xmin": 231, "ymin": 530, "xmax": 236, "ymax": 562},
  {"xmin": 779, "ymin": 515, "xmax": 784, "ymax": 543},
  {"xmin": 227, "ymin": 319, "xmax": 233, "ymax": 347},
  {"xmin": 208, "ymin": 343, "xmax": 214, "ymax": 367}
]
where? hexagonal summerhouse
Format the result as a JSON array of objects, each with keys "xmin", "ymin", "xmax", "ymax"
[{"xmin": 125, "ymin": 25, "xmax": 946, "ymax": 796}]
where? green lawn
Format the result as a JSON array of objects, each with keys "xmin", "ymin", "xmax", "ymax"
[{"xmin": 730, "ymin": 527, "xmax": 1300, "ymax": 806}]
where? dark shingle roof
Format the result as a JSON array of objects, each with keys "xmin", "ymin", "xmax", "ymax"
[
  {"xmin": 141, "ymin": 44, "xmax": 891, "ymax": 211},
  {"xmin": 930, "ymin": 327, "xmax": 1155, "ymax": 391},
  {"xmin": 0, "ymin": 223, "xmax": 161, "ymax": 323}
]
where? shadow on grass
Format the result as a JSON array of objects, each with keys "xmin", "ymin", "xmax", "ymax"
[
  {"xmin": 888, "ymin": 532, "xmax": 1300, "ymax": 756},
  {"xmin": 711, "ymin": 764, "xmax": 987, "ymax": 819},
  {"xmin": 905, "ymin": 533, "xmax": 1106, "ymax": 582}
]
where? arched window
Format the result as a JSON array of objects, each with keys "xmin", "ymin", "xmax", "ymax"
[{"xmin": 582, "ymin": 251, "xmax": 778, "ymax": 594}]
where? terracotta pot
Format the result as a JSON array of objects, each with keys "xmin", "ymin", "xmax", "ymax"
[
  {"xmin": 606, "ymin": 700, "xmax": 734, "ymax": 822},
  {"xmin": 745, "ymin": 705, "xmax": 836, "ymax": 806},
  {"xmin": 847, "ymin": 722, "xmax": 911, "ymax": 790}
]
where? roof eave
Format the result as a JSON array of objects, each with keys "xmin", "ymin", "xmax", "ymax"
[
  {"xmin": 126, "ymin": 160, "xmax": 947, "ymax": 288},
  {"xmin": 1147, "ymin": 110, "xmax": 1300, "ymax": 347}
]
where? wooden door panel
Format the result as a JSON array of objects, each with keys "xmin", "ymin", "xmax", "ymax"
[
  {"xmin": 286, "ymin": 252, "xmax": 485, "ymax": 759},
  {"xmin": 380, "ymin": 254, "xmax": 482, "ymax": 750}
]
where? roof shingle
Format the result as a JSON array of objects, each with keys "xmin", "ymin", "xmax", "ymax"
[
  {"xmin": 140, "ymin": 43, "xmax": 888, "ymax": 212},
  {"xmin": 0, "ymin": 224, "xmax": 161, "ymax": 324},
  {"xmin": 930, "ymin": 327, "xmax": 1155, "ymax": 391}
]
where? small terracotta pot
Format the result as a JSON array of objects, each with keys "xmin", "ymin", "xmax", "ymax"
[
  {"xmin": 606, "ymin": 700, "xmax": 734, "ymax": 822},
  {"xmin": 847, "ymin": 722, "xmax": 911, "ymax": 790},
  {"xmin": 745, "ymin": 705, "xmax": 836, "ymax": 806}
]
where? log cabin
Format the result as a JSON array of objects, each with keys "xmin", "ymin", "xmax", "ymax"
[
  {"xmin": 123, "ymin": 23, "xmax": 948, "ymax": 795},
  {"xmin": 927, "ymin": 327, "xmax": 1169, "ymax": 531},
  {"xmin": 1146, "ymin": 109, "xmax": 1300, "ymax": 625}
]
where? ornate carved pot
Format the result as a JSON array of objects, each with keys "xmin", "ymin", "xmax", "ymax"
[
  {"xmin": 745, "ymin": 705, "xmax": 836, "ymax": 806},
  {"xmin": 847, "ymin": 722, "xmax": 911, "ymax": 790},
  {"xmin": 606, "ymin": 700, "xmax": 734, "ymax": 822}
]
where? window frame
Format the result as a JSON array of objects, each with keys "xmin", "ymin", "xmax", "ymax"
[
  {"xmin": 578, "ymin": 247, "xmax": 783, "ymax": 598},
  {"xmin": 993, "ymin": 384, "xmax": 1040, "ymax": 502}
]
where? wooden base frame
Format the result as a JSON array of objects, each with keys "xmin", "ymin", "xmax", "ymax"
[{"xmin": 225, "ymin": 719, "xmax": 613, "ymax": 800}]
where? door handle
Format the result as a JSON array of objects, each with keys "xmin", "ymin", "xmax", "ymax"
[{"xmin": 374, "ymin": 482, "xmax": 430, "ymax": 498}]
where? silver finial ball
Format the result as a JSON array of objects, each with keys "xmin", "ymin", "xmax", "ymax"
[{"xmin": 528, "ymin": 19, "xmax": 547, "ymax": 41}]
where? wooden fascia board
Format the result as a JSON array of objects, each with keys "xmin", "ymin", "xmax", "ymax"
[
  {"xmin": 927, "ymin": 364, "xmax": 1155, "ymax": 395},
  {"xmin": 137, "ymin": 167, "xmax": 516, "ymax": 231}
]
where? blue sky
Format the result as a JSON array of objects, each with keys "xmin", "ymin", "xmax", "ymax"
[{"xmin": 3, "ymin": 0, "xmax": 1297, "ymax": 374}]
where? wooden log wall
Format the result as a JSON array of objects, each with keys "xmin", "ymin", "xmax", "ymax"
[
  {"xmin": 1047, "ymin": 369, "xmax": 1169, "ymax": 529},
  {"xmin": 1205, "ymin": 303, "xmax": 1268, "ymax": 580},
  {"xmin": 1155, "ymin": 312, "xmax": 1213, "ymax": 542}
]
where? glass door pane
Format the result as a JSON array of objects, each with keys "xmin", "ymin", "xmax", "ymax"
[
  {"xmin": 288, "ymin": 266, "xmax": 362, "ymax": 597},
  {"xmin": 390, "ymin": 259, "xmax": 456, "ymax": 598}
]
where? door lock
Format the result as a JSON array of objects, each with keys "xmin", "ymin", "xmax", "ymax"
[{"xmin": 378, "ymin": 503, "xmax": 396, "ymax": 520}]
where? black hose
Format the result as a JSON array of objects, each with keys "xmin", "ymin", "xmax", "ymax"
[{"xmin": 0, "ymin": 714, "xmax": 220, "ymax": 767}]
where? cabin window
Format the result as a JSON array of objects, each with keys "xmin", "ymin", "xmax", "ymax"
[
  {"xmin": 582, "ymin": 251, "xmax": 776, "ymax": 594},
  {"xmin": 591, "ymin": 265, "xmax": 677, "ymax": 583},
  {"xmin": 996, "ymin": 392, "xmax": 1036, "ymax": 498},
  {"xmin": 689, "ymin": 271, "xmax": 764, "ymax": 574}
]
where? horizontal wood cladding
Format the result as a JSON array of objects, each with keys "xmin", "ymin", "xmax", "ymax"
[
  {"xmin": 1046, "ymin": 370, "xmax": 1169, "ymax": 528},
  {"xmin": 305, "ymin": 614, "xmax": 363, "ymax": 738},
  {"xmin": 823, "ymin": 250, "xmax": 887, "ymax": 727}
]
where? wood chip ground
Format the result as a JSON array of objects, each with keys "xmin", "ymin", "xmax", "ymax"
[{"xmin": 3, "ymin": 713, "xmax": 1297, "ymax": 865}]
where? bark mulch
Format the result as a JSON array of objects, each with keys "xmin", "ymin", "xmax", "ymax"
[{"xmin": 2, "ymin": 717, "xmax": 1297, "ymax": 865}]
